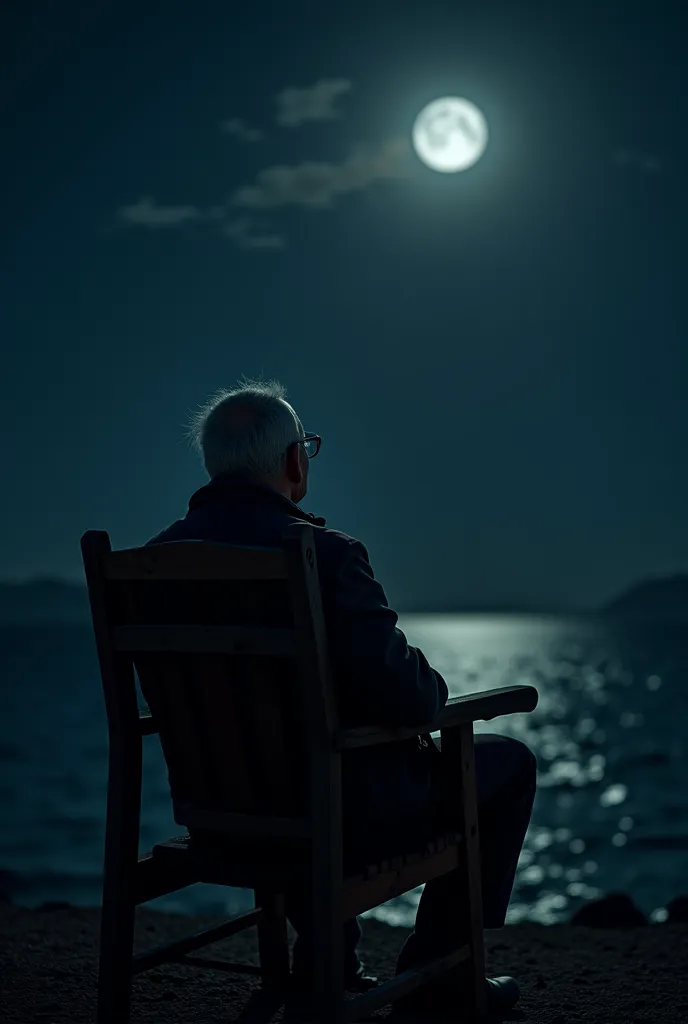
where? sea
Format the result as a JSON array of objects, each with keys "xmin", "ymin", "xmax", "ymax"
[{"xmin": 1, "ymin": 614, "xmax": 686, "ymax": 928}]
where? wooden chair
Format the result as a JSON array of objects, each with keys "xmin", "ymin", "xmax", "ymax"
[{"xmin": 81, "ymin": 523, "xmax": 538, "ymax": 1023}]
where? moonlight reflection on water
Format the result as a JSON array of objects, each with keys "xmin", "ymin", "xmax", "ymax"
[
  {"xmin": 379, "ymin": 614, "xmax": 688, "ymax": 927},
  {"xmin": 0, "ymin": 615, "xmax": 685, "ymax": 925}
]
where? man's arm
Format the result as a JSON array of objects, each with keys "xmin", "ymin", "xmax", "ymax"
[{"xmin": 323, "ymin": 537, "xmax": 449, "ymax": 728}]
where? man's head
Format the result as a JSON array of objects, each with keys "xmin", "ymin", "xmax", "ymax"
[{"xmin": 186, "ymin": 378, "xmax": 318, "ymax": 504}]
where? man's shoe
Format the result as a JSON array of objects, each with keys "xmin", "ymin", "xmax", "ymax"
[{"xmin": 393, "ymin": 973, "xmax": 520, "ymax": 1019}]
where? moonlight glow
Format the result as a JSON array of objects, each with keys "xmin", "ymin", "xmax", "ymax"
[{"xmin": 412, "ymin": 97, "xmax": 488, "ymax": 173}]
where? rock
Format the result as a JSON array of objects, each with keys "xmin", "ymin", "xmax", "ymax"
[
  {"xmin": 665, "ymin": 895, "xmax": 688, "ymax": 924},
  {"xmin": 569, "ymin": 893, "xmax": 648, "ymax": 928}
]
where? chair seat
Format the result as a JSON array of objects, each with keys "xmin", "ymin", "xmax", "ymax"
[{"xmin": 150, "ymin": 826, "xmax": 464, "ymax": 892}]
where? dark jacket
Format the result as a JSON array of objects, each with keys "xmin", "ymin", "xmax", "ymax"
[{"xmin": 145, "ymin": 473, "xmax": 449, "ymax": 841}]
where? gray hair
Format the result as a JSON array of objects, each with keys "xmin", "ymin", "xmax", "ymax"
[{"xmin": 185, "ymin": 378, "xmax": 304, "ymax": 479}]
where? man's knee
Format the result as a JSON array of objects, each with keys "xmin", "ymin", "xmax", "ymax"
[
  {"xmin": 473, "ymin": 733, "xmax": 537, "ymax": 803},
  {"xmin": 511, "ymin": 737, "xmax": 537, "ymax": 788},
  {"xmin": 493, "ymin": 734, "xmax": 536, "ymax": 773}
]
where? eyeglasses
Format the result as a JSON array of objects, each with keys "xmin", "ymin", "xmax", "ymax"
[{"xmin": 297, "ymin": 433, "xmax": 321, "ymax": 459}]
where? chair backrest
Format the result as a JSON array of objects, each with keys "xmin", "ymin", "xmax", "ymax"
[{"xmin": 81, "ymin": 524, "xmax": 339, "ymax": 837}]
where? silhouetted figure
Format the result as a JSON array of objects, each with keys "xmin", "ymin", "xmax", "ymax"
[{"xmin": 146, "ymin": 378, "xmax": 536, "ymax": 1018}]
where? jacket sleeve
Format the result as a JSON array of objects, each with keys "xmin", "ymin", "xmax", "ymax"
[{"xmin": 324, "ymin": 538, "xmax": 449, "ymax": 727}]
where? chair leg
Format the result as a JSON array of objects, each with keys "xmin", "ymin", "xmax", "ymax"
[
  {"xmin": 97, "ymin": 745, "xmax": 141, "ymax": 1023},
  {"xmin": 97, "ymin": 884, "xmax": 136, "ymax": 1022},
  {"xmin": 311, "ymin": 882, "xmax": 345, "ymax": 1023},
  {"xmin": 255, "ymin": 890, "xmax": 290, "ymax": 990},
  {"xmin": 457, "ymin": 723, "xmax": 488, "ymax": 1022}
]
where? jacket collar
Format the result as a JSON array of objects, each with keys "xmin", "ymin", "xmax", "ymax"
[{"xmin": 187, "ymin": 472, "xmax": 327, "ymax": 527}]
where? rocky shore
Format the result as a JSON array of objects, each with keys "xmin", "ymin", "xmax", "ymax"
[{"xmin": 1, "ymin": 895, "xmax": 687, "ymax": 1023}]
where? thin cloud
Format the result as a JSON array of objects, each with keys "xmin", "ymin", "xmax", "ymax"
[
  {"xmin": 613, "ymin": 148, "xmax": 661, "ymax": 173},
  {"xmin": 220, "ymin": 117, "xmax": 264, "ymax": 143},
  {"xmin": 117, "ymin": 198, "xmax": 284, "ymax": 251},
  {"xmin": 275, "ymin": 78, "xmax": 352, "ymax": 127},
  {"xmin": 230, "ymin": 136, "xmax": 412, "ymax": 209},
  {"xmin": 117, "ymin": 197, "xmax": 202, "ymax": 227},
  {"xmin": 223, "ymin": 217, "xmax": 286, "ymax": 250}
]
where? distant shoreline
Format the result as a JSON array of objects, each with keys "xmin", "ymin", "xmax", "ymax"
[
  {"xmin": 1, "ymin": 574, "xmax": 687, "ymax": 623},
  {"xmin": 2, "ymin": 606, "xmax": 688, "ymax": 625}
]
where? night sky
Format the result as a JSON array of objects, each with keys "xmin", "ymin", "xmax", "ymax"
[{"xmin": 2, "ymin": 0, "xmax": 686, "ymax": 611}]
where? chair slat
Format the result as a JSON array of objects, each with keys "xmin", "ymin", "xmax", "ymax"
[
  {"xmin": 113, "ymin": 624, "xmax": 296, "ymax": 656},
  {"xmin": 235, "ymin": 659, "xmax": 298, "ymax": 815},
  {"xmin": 132, "ymin": 909, "xmax": 263, "ymax": 973},
  {"xmin": 193, "ymin": 655, "xmax": 256, "ymax": 811},
  {"xmin": 168, "ymin": 957, "xmax": 263, "ymax": 975},
  {"xmin": 136, "ymin": 653, "xmax": 215, "ymax": 806},
  {"xmin": 174, "ymin": 804, "xmax": 311, "ymax": 838},
  {"xmin": 342, "ymin": 841, "xmax": 461, "ymax": 921},
  {"xmin": 104, "ymin": 543, "xmax": 288, "ymax": 581}
]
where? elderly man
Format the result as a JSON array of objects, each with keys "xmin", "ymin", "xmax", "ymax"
[{"xmin": 146, "ymin": 379, "xmax": 536, "ymax": 1019}]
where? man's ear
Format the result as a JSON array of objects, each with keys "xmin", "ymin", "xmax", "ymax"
[{"xmin": 284, "ymin": 442, "xmax": 303, "ymax": 483}]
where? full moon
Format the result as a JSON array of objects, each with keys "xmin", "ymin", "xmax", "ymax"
[{"xmin": 412, "ymin": 96, "xmax": 488, "ymax": 173}]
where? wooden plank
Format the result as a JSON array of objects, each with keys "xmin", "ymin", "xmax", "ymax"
[
  {"xmin": 113, "ymin": 624, "xmax": 297, "ymax": 656},
  {"xmin": 165, "ymin": 854, "xmax": 306, "ymax": 891},
  {"xmin": 443, "ymin": 723, "xmax": 488, "ymax": 1021},
  {"xmin": 342, "ymin": 842, "xmax": 461, "ymax": 921},
  {"xmin": 168, "ymin": 957, "xmax": 262, "ymax": 974},
  {"xmin": 132, "ymin": 909, "xmax": 263, "ymax": 974},
  {"xmin": 336, "ymin": 685, "xmax": 540, "ymax": 749},
  {"xmin": 175, "ymin": 804, "xmax": 312, "ymax": 839},
  {"xmin": 236, "ymin": 659, "xmax": 296, "ymax": 815},
  {"xmin": 343, "ymin": 945, "xmax": 470, "ymax": 1021},
  {"xmin": 283, "ymin": 524, "xmax": 339, "ymax": 740},
  {"xmin": 81, "ymin": 532, "xmax": 143, "ymax": 1024},
  {"xmin": 194, "ymin": 655, "xmax": 255, "ymax": 812},
  {"xmin": 283, "ymin": 524, "xmax": 344, "ymax": 1021},
  {"xmin": 104, "ymin": 542, "xmax": 288, "ymax": 582},
  {"xmin": 137, "ymin": 654, "xmax": 213, "ymax": 806}
]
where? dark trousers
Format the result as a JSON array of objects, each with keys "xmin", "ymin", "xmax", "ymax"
[{"xmin": 288, "ymin": 733, "xmax": 537, "ymax": 977}]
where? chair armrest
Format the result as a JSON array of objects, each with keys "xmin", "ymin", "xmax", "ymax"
[{"xmin": 335, "ymin": 684, "xmax": 538, "ymax": 751}]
